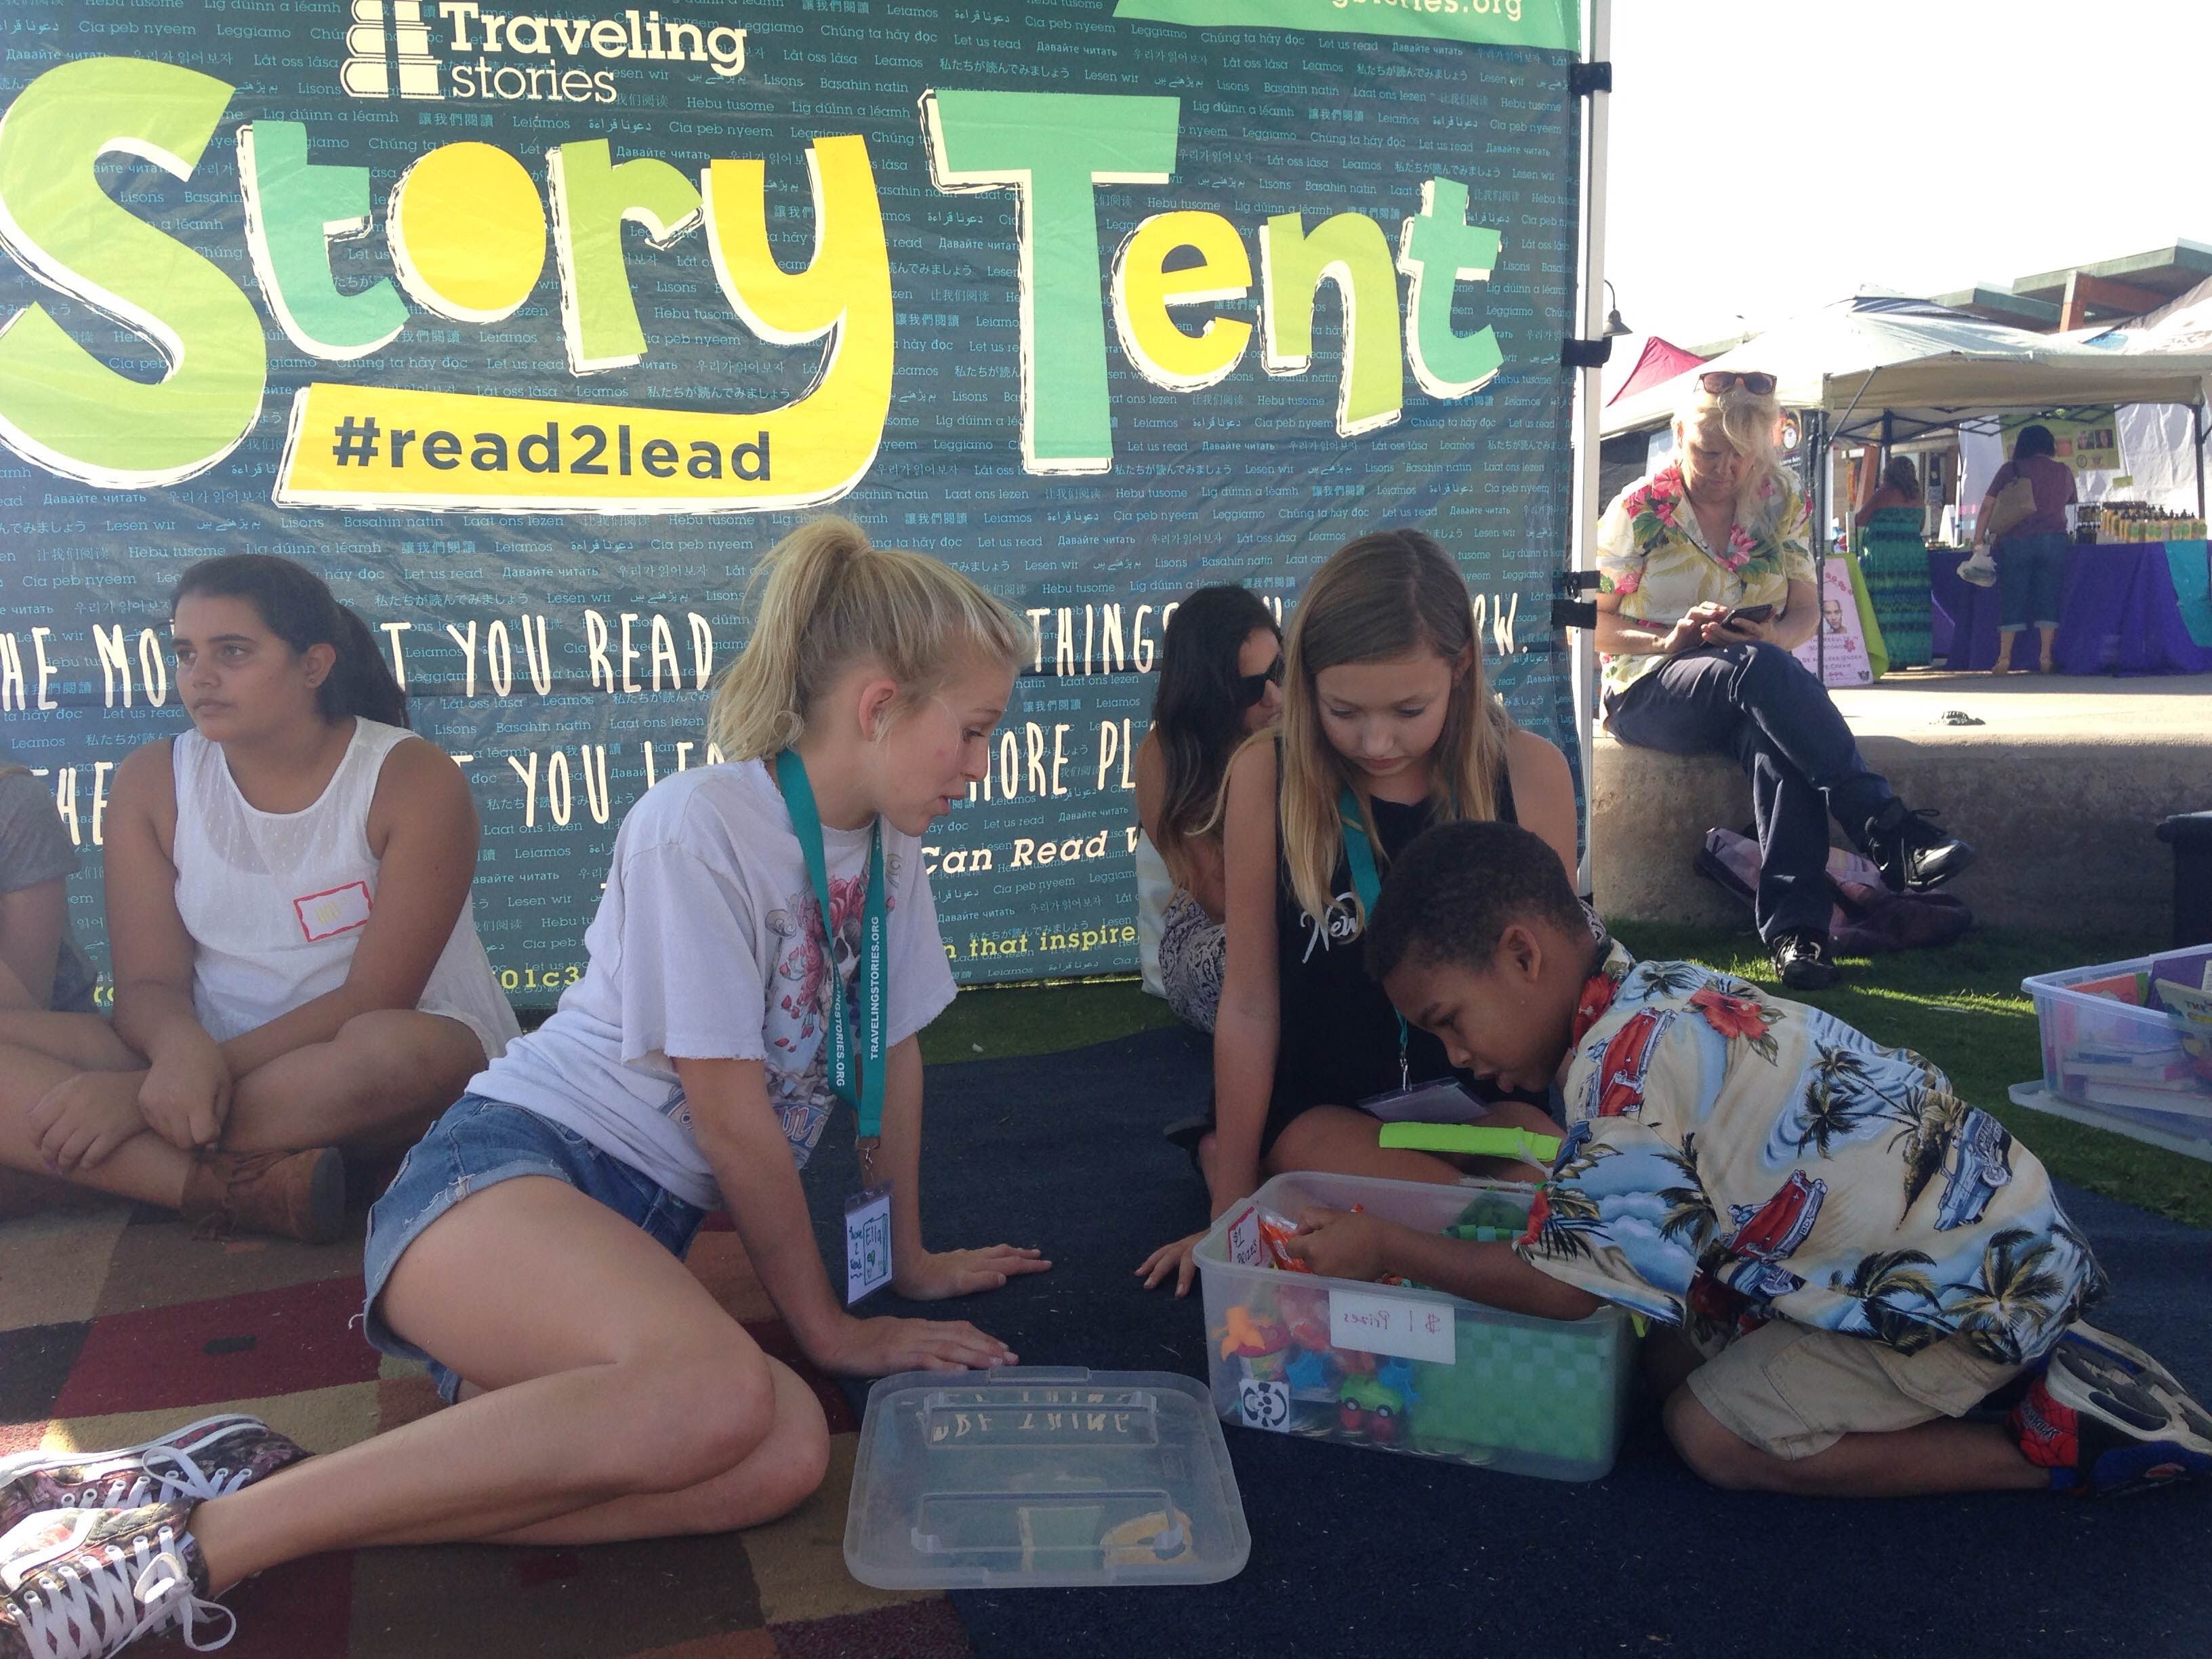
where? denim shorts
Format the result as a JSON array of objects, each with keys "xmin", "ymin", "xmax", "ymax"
[{"xmin": 361, "ymin": 1093, "xmax": 708, "ymax": 1403}]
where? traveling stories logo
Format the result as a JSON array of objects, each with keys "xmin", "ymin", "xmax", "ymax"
[{"xmin": 340, "ymin": 1, "xmax": 747, "ymax": 104}]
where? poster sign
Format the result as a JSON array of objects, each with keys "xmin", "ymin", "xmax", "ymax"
[
  {"xmin": 0, "ymin": 0, "xmax": 1582, "ymax": 996},
  {"xmin": 2001, "ymin": 408, "xmax": 2121, "ymax": 476},
  {"xmin": 1793, "ymin": 559, "xmax": 1874, "ymax": 688}
]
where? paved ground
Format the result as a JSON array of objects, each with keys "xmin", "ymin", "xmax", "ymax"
[{"xmin": 1831, "ymin": 670, "xmax": 2211, "ymax": 741}]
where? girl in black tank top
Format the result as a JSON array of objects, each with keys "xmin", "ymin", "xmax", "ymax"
[
  {"xmin": 1141, "ymin": 528, "xmax": 1582, "ymax": 1297},
  {"xmin": 1266, "ymin": 767, "xmax": 1527, "ymax": 1150}
]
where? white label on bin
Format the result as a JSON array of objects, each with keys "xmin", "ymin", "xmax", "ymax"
[
  {"xmin": 1330, "ymin": 1288, "xmax": 1455, "ymax": 1365},
  {"xmin": 1239, "ymin": 1378, "xmax": 1290, "ymax": 1431},
  {"xmin": 1226, "ymin": 1204, "xmax": 1261, "ymax": 1268}
]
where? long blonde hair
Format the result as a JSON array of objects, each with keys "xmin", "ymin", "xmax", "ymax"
[
  {"xmin": 1275, "ymin": 528, "xmax": 1517, "ymax": 926},
  {"xmin": 708, "ymin": 516, "xmax": 1024, "ymax": 759},
  {"xmin": 1673, "ymin": 379, "xmax": 1793, "ymax": 511}
]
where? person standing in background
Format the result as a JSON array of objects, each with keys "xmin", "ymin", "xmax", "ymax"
[
  {"xmin": 1857, "ymin": 455, "xmax": 1930, "ymax": 669},
  {"xmin": 1976, "ymin": 424, "xmax": 2076, "ymax": 674}
]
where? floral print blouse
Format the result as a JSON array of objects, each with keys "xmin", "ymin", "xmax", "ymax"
[
  {"xmin": 1592, "ymin": 463, "xmax": 1818, "ymax": 701},
  {"xmin": 1513, "ymin": 940, "xmax": 2106, "ymax": 1365}
]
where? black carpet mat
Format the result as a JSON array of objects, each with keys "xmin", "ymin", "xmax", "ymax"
[{"xmin": 811, "ymin": 1025, "xmax": 2212, "ymax": 1659}]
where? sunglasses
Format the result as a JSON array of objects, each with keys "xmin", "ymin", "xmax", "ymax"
[
  {"xmin": 1698, "ymin": 371, "xmax": 1777, "ymax": 396},
  {"xmin": 1237, "ymin": 655, "xmax": 1284, "ymax": 708}
]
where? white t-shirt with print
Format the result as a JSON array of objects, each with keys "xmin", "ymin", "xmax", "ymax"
[{"xmin": 468, "ymin": 759, "xmax": 958, "ymax": 1209}]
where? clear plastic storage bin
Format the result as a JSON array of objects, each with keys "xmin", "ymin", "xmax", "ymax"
[
  {"xmin": 1194, "ymin": 1171, "xmax": 1635, "ymax": 1482},
  {"xmin": 2022, "ymin": 948, "xmax": 2212, "ymax": 1155},
  {"xmin": 844, "ymin": 1368, "xmax": 1250, "ymax": 1589}
]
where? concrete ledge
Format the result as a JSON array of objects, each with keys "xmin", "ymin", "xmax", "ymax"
[{"xmin": 1591, "ymin": 674, "xmax": 2212, "ymax": 934}]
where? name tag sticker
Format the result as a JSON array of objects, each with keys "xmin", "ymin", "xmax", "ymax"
[
  {"xmin": 293, "ymin": 880, "xmax": 373, "ymax": 941},
  {"xmin": 1226, "ymin": 1204, "xmax": 1262, "ymax": 1268},
  {"xmin": 1330, "ymin": 1288, "xmax": 1456, "ymax": 1366},
  {"xmin": 844, "ymin": 1183, "xmax": 893, "ymax": 1305}
]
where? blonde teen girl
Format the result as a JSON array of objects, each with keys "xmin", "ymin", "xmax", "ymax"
[
  {"xmin": 0, "ymin": 520, "xmax": 1047, "ymax": 1655},
  {"xmin": 1137, "ymin": 529, "xmax": 1577, "ymax": 1296},
  {"xmin": 0, "ymin": 554, "xmax": 516, "ymax": 1242}
]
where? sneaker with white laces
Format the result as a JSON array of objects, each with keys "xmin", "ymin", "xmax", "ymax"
[
  {"xmin": 2009, "ymin": 1320, "xmax": 2212, "ymax": 1496},
  {"xmin": 0, "ymin": 1418, "xmax": 306, "ymax": 1536},
  {"xmin": 0, "ymin": 1502, "xmax": 232, "ymax": 1657}
]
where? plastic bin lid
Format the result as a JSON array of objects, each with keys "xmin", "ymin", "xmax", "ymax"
[{"xmin": 843, "ymin": 1368, "xmax": 1250, "ymax": 1589}]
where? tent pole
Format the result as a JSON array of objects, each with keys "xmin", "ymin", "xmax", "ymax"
[
  {"xmin": 1811, "ymin": 409, "xmax": 1828, "ymax": 683},
  {"xmin": 1566, "ymin": 0, "xmax": 1611, "ymax": 903},
  {"xmin": 2196, "ymin": 403, "xmax": 2205, "ymax": 519}
]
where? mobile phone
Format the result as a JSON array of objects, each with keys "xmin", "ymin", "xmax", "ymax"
[{"xmin": 1721, "ymin": 603, "xmax": 1774, "ymax": 628}]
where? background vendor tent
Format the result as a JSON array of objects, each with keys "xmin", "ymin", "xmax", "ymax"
[
  {"xmin": 1603, "ymin": 335, "xmax": 1706, "ymax": 408},
  {"xmin": 1601, "ymin": 295, "xmax": 2212, "ymax": 448}
]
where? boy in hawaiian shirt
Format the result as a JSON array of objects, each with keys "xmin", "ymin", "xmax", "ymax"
[{"xmin": 1287, "ymin": 819, "xmax": 2212, "ymax": 1498}]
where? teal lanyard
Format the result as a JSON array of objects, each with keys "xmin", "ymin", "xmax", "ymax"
[
  {"xmin": 1339, "ymin": 785, "xmax": 1410, "ymax": 1090},
  {"xmin": 777, "ymin": 750, "xmax": 888, "ymax": 1151}
]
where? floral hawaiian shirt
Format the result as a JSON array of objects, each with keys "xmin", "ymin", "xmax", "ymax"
[
  {"xmin": 1514, "ymin": 940, "xmax": 2106, "ymax": 1364},
  {"xmin": 1592, "ymin": 463, "xmax": 1817, "ymax": 702}
]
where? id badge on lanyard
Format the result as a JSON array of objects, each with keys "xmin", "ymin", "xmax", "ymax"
[
  {"xmin": 1338, "ymin": 787, "xmax": 1489, "ymax": 1127},
  {"xmin": 777, "ymin": 751, "xmax": 895, "ymax": 1305}
]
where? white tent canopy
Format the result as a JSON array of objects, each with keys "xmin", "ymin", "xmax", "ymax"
[{"xmin": 1601, "ymin": 295, "xmax": 2212, "ymax": 442}]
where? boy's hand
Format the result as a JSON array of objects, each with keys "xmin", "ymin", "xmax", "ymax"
[
  {"xmin": 895, "ymin": 1244, "xmax": 1051, "ymax": 1300},
  {"xmin": 1282, "ymin": 1207, "xmax": 1399, "ymax": 1282}
]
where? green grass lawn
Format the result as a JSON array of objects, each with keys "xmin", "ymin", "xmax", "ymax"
[{"xmin": 924, "ymin": 924, "xmax": 2212, "ymax": 1232}]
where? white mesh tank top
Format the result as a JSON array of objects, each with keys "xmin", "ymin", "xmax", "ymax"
[{"xmin": 169, "ymin": 717, "xmax": 519, "ymax": 1061}]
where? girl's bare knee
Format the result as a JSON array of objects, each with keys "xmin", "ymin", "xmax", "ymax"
[{"xmin": 614, "ymin": 1345, "xmax": 779, "ymax": 1492}]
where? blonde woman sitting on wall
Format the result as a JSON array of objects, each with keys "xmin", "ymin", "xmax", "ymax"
[{"xmin": 1593, "ymin": 374, "xmax": 1975, "ymax": 991}]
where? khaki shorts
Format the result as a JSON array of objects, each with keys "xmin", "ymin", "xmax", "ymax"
[{"xmin": 1685, "ymin": 1321, "xmax": 2022, "ymax": 1462}]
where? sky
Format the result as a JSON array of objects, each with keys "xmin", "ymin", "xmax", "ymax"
[{"xmin": 1603, "ymin": 1, "xmax": 2212, "ymax": 352}]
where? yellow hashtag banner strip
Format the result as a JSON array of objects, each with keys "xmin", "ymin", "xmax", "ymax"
[{"xmin": 273, "ymin": 382, "xmax": 881, "ymax": 515}]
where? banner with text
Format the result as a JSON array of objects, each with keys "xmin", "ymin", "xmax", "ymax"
[{"xmin": 0, "ymin": 0, "xmax": 1581, "ymax": 997}]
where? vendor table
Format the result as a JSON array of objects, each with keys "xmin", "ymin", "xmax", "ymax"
[{"xmin": 1927, "ymin": 539, "xmax": 2212, "ymax": 674}]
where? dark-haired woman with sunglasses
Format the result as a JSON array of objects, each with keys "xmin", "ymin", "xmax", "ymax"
[
  {"xmin": 1134, "ymin": 586, "xmax": 1282, "ymax": 1030},
  {"xmin": 1593, "ymin": 377, "xmax": 1973, "ymax": 991}
]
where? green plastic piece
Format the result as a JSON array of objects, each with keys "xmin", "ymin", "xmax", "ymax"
[{"xmin": 1377, "ymin": 1122, "xmax": 1561, "ymax": 1168}]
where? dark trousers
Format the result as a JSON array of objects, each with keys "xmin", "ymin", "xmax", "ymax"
[{"xmin": 1608, "ymin": 642, "xmax": 1896, "ymax": 943}]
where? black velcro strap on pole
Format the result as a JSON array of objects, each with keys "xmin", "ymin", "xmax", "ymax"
[
  {"xmin": 1561, "ymin": 337, "xmax": 1613, "ymax": 369},
  {"xmin": 1570, "ymin": 61, "xmax": 1612, "ymax": 96}
]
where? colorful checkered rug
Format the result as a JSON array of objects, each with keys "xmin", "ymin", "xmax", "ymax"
[{"xmin": 0, "ymin": 1174, "xmax": 970, "ymax": 1658}]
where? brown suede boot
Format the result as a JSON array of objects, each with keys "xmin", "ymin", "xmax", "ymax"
[{"xmin": 180, "ymin": 1147, "xmax": 346, "ymax": 1244}]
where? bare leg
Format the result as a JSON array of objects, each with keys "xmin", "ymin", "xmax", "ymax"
[
  {"xmin": 0, "ymin": 1042, "xmax": 189, "ymax": 1208},
  {"xmin": 186, "ymin": 1176, "xmax": 830, "ymax": 1594},
  {"xmin": 0, "ymin": 1010, "xmax": 140, "ymax": 1071},
  {"xmin": 1992, "ymin": 625, "xmax": 2019, "ymax": 674},
  {"xmin": 2035, "ymin": 625, "xmax": 2056, "ymax": 674},
  {"xmin": 222, "ymin": 1010, "xmax": 486, "ymax": 1155},
  {"xmin": 1663, "ymin": 1385, "xmax": 2044, "ymax": 1497}
]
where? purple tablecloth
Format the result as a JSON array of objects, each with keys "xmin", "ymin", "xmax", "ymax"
[{"xmin": 1926, "ymin": 541, "xmax": 2212, "ymax": 674}]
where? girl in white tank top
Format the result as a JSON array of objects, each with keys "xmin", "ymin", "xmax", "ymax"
[
  {"xmin": 0, "ymin": 554, "xmax": 516, "ymax": 1243},
  {"xmin": 170, "ymin": 716, "xmax": 514, "ymax": 1061}
]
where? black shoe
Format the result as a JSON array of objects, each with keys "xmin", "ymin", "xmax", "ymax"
[
  {"xmin": 1863, "ymin": 803, "xmax": 1977, "ymax": 893},
  {"xmin": 1769, "ymin": 930, "xmax": 1837, "ymax": 990}
]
